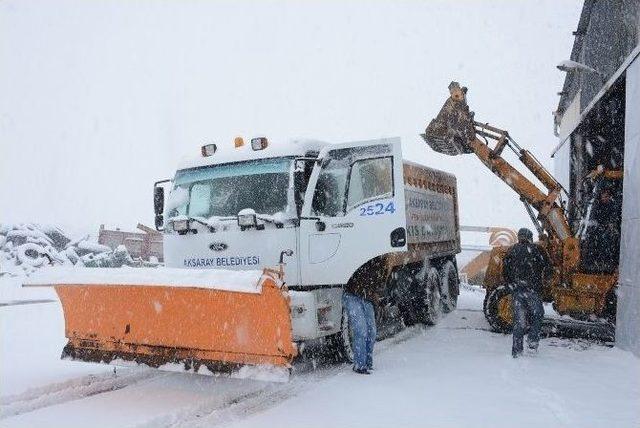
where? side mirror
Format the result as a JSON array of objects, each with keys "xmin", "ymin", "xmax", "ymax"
[
  {"xmin": 155, "ymin": 214, "xmax": 164, "ymax": 231},
  {"xmin": 154, "ymin": 185, "xmax": 165, "ymax": 231},
  {"xmin": 154, "ymin": 186, "xmax": 165, "ymax": 215},
  {"xmin": 152, "ymin": 179, "xmax": 171, "ymax": 232}
]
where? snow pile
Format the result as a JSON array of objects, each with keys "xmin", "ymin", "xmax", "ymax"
[{"xmin": 0, "ymin": 223, "xmax": 145, "ymax": 277}]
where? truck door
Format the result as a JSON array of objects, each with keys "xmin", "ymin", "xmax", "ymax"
[{"xmin": 299, "ymin": 138, "xmax": 407, "ymax": 286}]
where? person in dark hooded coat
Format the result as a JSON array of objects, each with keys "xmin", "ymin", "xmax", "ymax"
[{"xmin": 502, "ymin": 228, "xmax": 552, "ymax": 358}]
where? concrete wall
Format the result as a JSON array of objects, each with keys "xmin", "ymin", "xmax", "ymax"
[{"xmin": 616, "ymin": 56, "xmax": 640, "ymax": 357}]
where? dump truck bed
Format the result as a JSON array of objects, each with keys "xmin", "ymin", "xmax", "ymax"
[{"xmin": 388, "ymin": 161, "xmax": 460, "ymax": 267}]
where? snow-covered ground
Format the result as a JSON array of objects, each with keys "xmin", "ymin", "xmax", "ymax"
[{"xmin": 1, "ymin": 285, "xmax": 638, "ymax": 428}]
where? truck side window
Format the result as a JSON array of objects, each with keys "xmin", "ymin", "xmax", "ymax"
[
  {"xmin": 347, "ymin": 157, "xmax": 393, "ymax": 210},
  {"xmin": 311, "ymin": 150, "xmax": 350, "ymax": 217},
  {"xmin": 312, "ymin": 169, "xmax": 348, "ymax": 217}
]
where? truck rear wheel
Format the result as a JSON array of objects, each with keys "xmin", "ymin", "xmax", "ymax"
[
  {"xmin": 419, "ymin": 268, "xmax": 442, "ymax": 325},
  {"xmin": 439, "ymin": 261, "xmax": 459, "ymax": 313},
  {"xmin": 484, "ymin": 285, "xmax": 514, "ymax": 333},
  {"xmin": 393, "ymin": 269, "xmax": 418, "ymax": 326}
]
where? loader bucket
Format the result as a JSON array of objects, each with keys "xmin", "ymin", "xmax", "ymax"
[
  {"xmin": 422, "ymin": 81, "xmax": 476, "ymax": 155},
  {"xmin": 46, "ymin": 268, "xmax": 297, "ymax": 377}
]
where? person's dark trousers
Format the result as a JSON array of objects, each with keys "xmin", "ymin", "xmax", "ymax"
[
  {"xmin": 342, "ymin": 291, "xmax": 376, "ymax": 371},
  {"xmin": 512, "ymin": 286, "xmax": 544, "ymax": 356}
]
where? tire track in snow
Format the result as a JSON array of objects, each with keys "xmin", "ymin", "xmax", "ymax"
[
  {"xmin": 135, "ymin": 324, "xmax": 432, "ymax": 428},
  {"xmin": 199, "ymin": 325, "xmax": 434, "ymax": 427},
  {"xmin": 499, "ymin": 354, "xmax": 573, "ymax": 426},
  {"xmin": 0, "ymin": 368, "xmax": 163, "ymax": 419}
]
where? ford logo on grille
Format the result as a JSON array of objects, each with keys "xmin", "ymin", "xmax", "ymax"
[{"xmin": 209, "ymin": 242, "xmax": 228, "ymax": 252}]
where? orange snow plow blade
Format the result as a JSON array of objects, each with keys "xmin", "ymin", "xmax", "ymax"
[{"xmin": 50, "ymin": 269, "xmax": 296, "ymax": 375}]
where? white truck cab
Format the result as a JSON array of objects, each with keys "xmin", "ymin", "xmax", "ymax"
[{"xmin": 155, "ymin": 136, "xmax": 459, "ymax": 346}]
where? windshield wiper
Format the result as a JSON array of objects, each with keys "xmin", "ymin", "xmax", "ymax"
[{"xmin": 256, "ymin": 215, "xmax": 283, "ymax": 227}]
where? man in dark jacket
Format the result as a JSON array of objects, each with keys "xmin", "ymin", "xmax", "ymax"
[
  {"xmin": 342, "ymin": 262, "xmax": 382, "ymax": 374},
  {"xmin": 502, "ymin": 228, "xmax": 551, "ymax": 358}
]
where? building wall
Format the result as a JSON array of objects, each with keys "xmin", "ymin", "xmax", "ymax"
[
  {"xmin": 97, "ymin": 225, "xmax": 164, "ymax": 262},
  {"xmin": 578, "ymin": 0, "xmax": 639, "ymax": 109},
  {"xmin": 558, "ymin": 0, "xmax": 639, "ymax": 116},
  {"xmin": 555, "ymin": 3, "xmax": 640, "ymax": 356},
  {"xmin": 616, "ymin": 56, "xmax": 640, "ymax": 357}
]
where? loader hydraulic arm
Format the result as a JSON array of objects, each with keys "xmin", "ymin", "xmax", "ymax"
[{"xmin": 423, "ymin": 82, "xmax": 579, "ymax": 269}]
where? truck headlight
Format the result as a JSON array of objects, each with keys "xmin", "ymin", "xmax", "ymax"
[{"xmin": 172, "ymin": 219, "xmax": 189, "ymax": 232}]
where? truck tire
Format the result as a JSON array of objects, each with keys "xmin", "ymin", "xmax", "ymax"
[
  {"xmin": 439, "ymin": 261, "xmax": 459, "ymax": 313},
  {"xmin": 484, "ymin": 285, "xmax": 514, "ymax": 333},
  {"xmin": 418, "ymin": 268, "xmax": 442, "ymax": 325},
  {"xmin": 327, "ymin": 309, "xmax": 354, "ymax": 363},
  {"xmin": 17, "ymin": 243, "xmax": 47, "ymax": 268},
  {"xmin": 393, "ymin": 269, "xmax": 418, "ymax": 326}
]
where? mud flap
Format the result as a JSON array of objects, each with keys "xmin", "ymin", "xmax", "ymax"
[{"xmin": 54, "ymin": 269, "xmax": 297, "ymax": 380}]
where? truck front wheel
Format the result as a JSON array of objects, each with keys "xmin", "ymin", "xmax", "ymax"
[
  {"xmin": 484, "ymin": 285, "xmax": 514, "ymax": 333},
  {"xmin": 327, "ymin": 309, "xmax": 354, "ymax": 363}
]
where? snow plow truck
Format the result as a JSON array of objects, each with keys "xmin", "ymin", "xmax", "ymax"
[{"xmin": 28, "ymin": 137, "xmax": 460, "ymax": 377}]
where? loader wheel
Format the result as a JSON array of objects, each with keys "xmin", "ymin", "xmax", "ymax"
[
  {"xmin": 419, "ymin": 268, "xmax": 442, "ymax": 325},
  {"xmin": 602, "ymin": 288, "xmax": 617, "ymax": 324},
  {"xmin": 484, "ymin": 285, "xmax": 514, "ymax": 333},
  {"xmin": 439, "ymin": 261, "xmax": 459, "ymax": 313}
]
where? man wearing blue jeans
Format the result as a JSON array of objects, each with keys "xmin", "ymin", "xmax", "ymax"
[
  {"xmin": 342, "ymin": 262, "xmax": 380, "ymax": 374},
  {"xmin": 342, "ymin": 291, "xmax": 376, "ymax": 374}
]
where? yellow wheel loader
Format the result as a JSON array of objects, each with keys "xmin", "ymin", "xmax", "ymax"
[{"xmin": 423, "ymin": 82, "xmax": 622, "ymax": 332}]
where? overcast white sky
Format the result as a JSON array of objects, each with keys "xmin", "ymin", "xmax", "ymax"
[{"xmin": 0, "ymin": 0, "xmax": 582, "ymax": 236}]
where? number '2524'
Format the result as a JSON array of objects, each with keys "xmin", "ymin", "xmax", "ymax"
[{"xmin": 359, "ymin": 201, "xmax": 396, "ymax": 216}]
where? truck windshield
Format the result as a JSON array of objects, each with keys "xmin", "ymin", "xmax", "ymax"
[{"xmin": 168, "ymin": 158, "xmax": 292, "ymax": 218}]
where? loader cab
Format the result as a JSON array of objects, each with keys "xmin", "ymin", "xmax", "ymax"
[{"xmin": 577, "ymin": 173, "xmax": 623, "ymax": 274}]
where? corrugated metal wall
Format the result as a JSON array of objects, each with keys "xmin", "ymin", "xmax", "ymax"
[
  {"xmin": 558, "ymin": 1, "xmax": 639, "ymax": 115},
  {"xmin": 616, "ymin": 56, "xmax": 640, "ymax": 357}
]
